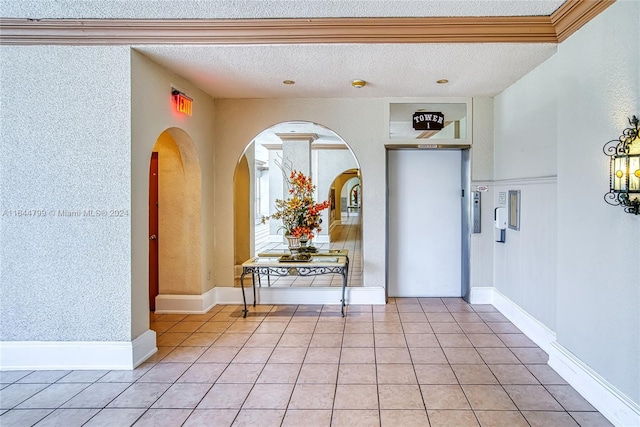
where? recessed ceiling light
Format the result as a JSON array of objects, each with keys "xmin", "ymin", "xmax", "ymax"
[
  {"xmin": 351, "ymin": 80, "xmax": 366, "ymax": 89},
  {"xmin": 283, "ymin": 80, "xmax": 295, "ymax": 85},
  {"xmin": 437, "ymin": 79, "xmax": 449, "ymax": 84}
]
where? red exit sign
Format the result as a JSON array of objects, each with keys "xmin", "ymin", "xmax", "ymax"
[{"xmin": 172, "ymin": 90, "xmax": 193, "ymax": 116}]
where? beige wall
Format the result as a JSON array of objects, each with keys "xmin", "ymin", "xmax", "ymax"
[{"xmin": 234, "ymin": 156, "xmax": 251, "ymax": 265}]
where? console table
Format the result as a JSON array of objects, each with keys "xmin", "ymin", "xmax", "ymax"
[{"xmin": 240, "ymin": 254, "xmax": 350, "ymax": 317}]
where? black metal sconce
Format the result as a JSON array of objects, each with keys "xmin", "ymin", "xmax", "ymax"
[{"xmin": 604, "ymin": 115, "xmax": 640, "ymax": 215}]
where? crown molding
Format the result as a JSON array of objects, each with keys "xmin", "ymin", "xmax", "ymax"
[{"xmin": 0, "ymin": 1, "xmax": 614, "ymax": 46}]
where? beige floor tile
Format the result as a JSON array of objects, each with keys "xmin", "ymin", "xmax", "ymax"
[
  {"xmin": 525, "ymin": 364, "xmax": 568, "ymax": 385},
  {"xmin": 427, "ymin": 409, "xmax": 479, "ymax": 427},
  {"xmin": 404, "ymin": 333, "xmax": 440, "ymax": 348},
  {"xmin": 426, "ymin": 313, "xmax": 456, "ymax": 323},
  {"xmin": 452, "ymin": 312, "xmax": 483, "ymax": 323},
  {"xmin": 488, "ymin": 364, "xmax": 539, "ymax": 385},
  {"xmin": 151, "ymin": 383, "xmax": 211, "ymax": 409},
  {"xmin": 466, "ymin": 334, "xmax": 506, "ymax": 348},
  {"xmin": 458, "ymin": 323, "xmax": 493, "ymax": 334},
  {"xmin": 137, "ymin": 362, "xmax": 191, "ymax": 383},
  {"xmin": 255, "ymin": 322, "xmax": 289, "ymax": 334},
  {"xmin": 197, "ymin": 383, "xmax": 253, "ymax": 409},
  {"xmin": 504, "ymin": 385, "xmax": 564, "ymax": 411},
  {"xmin": 107, "ymin": 383, "xmax": 171, "ymax": 408},
  {"xmin": 156, "ymin": 332, "xmax": 191, "ymax": 347},
  {"xmin": 217, "ymin": 363, "xmax": 265, "ymax": 384},
  {"xmin": 568, "ymin": 411, "xmax": 614, "ymax": 426},
  {"xmin": 545, "ymin": 385, "xmax": 596, "ymax": 411},
  {"xmin": 278, "ymin": 333, "xmax": 313, "ymax": 347},
  {"xmin": 281, "ymin": 409, "xmax": 332, "ymax": 427},
  {"xmin": 338, "ymin": 364, "xmax": 377, "ymax": 384},
  {"xmin": 475, "ymin": 410, "xmax": 529, "ymax": 426},
  {"xmin": 285, "ymin": 322, "xmax": 317, "ymax": 334},
  {"xmin": 344, "ymin": 322, "xmax": 374, "ymax": 334},
  {"xmin": 310, "ymin": 333, "xmax": 343, "ymax": 348},
  {"xmin": 0, "ymin": 371, "xmax": 32, "ymax": 384},
  {"xmin": 257, "ymin": 363, "xmax": 301, "ymax": 384},
  {"xmin": 297, "ymin": 363, "xmax": 338, "ymax": 384},
  {"xmin": 420, "ymin": 384, "xmax": 470, "ymax": 410},
  {"xmin": 373, "ymin": 322, "xmax": 404, "ymax": 334},
  {"xmin": 197, "ymin": 321, "xmax": 233, "ymax": 333},
  {"xmin": 212, "ymin": 333, "xmax": 252, "ymax": 347},
  {"xmin": 331, "ymin": 409, "xmax": 380, "ymax": 427},
  {"xmin": 181, "ymin": 332, "xmax": 221, "ymax": 347},
  {"xmin": 98, "ymin": 364, "xmax": 153, "ymax": 383},
  {"xmin": 399, "ymin": 313, "xmax": 429, "ymax": 323},
  {"xmin": 57, "ymin": 371, "xmax": 109, "ymax": 383},
  {"xmin": 198, "ymin": 346, "xmax": 242, "ymax": 363},
  {"xmin": 31, "ymin": 408, "xmax": 99, "ymax": 426},
  {"xmin": 179, "ymin": 363, "xmax": 227, "ymax": 383},
  {"xmin": 377, "ymin": 364, "xmax": 417, "ymax": 384},
  {"xmin": 314, "ymin": 322, "xmax": 345, "ymax": 334},
  {"xmin": 132, "ymin": 408, "xmax": 191, "ymax": 426},
  {"xmin": 430, "ymin": 322, "xmax": 464, "ymax": 333},
  {"xmin": 226, "ymin": 322, "xmax": 260, "ymax": 334},
  {"xmin": 373, "ymin": 313, "xmax": 401, "ymax": 322},
  {"xmin": 497, "ymin": 333, "xmax": 538, "ymax": 348},
  {"xmin": 343, "ymin": 334, "xmax": 375, "ymax": 347},
  {"xmin": 486, "ymin": 322, "xmax": 521, "ymax": 334},
  {"xmin": 443, "ymin": 348, "xmax": 484, "ymax": 364},
  {"xmin": 380, "ymin": 409, "xmax": 428, "ymax": 427},
  {"xmin": 269, "ymin": 347, "xmax": 307, "ymax": 364},
  {"xmin": 232, "ymin": 347, "xmax": 274, "ymax": 364},
  {"xmin": 374, "ymin": 334, "xmax": 407, "ymax": 347},
  {"xmin": 334, "ymin": 384, "xmax": 378, "ymax": 409},
  {"xmin": 183, "ymin": 409, "xmax": 238, "ymax": 427},
  {"xmin": 378, "ymin": 385, "xmax": 424, "ymax": 409},
  {"xmin": 244, "ymin": 333, "xmax": 281, "ymax": 348},
  {"xmin": 340, "ymin": 347, "xmax": 376, "ymax": 364},
  {"xmin": 461, "ymin": 385, "xmax": 517, "ymax": 410},
  {"xmin": 476, "ymin": 348, "xmax": 521, "ymax": 364},
  {"xmin": 84, "ymin": 408, "xmax": 147, "ymax": 427},
  {"xmin": 479, "ymin": 313, "xmax": 510, "ymax": 323},
  {"xmin": 521, "ymin": 410, "xmax": 580, "ymax": 426},
  {"xmin": 243, "ymin": 383, "xmax": 294, "ymax": 409},
  {"xmin": 288, "ymin": 384, "xmax": 336, "ymax": 409},
  {"xmin": 0, "ymin": 409, "xmax": 52, "ymax": 426},
  {"xmin": 401, "ymin": 323, "xmax": 434, "ymax": 334},
  {"xmin": 375, "ymin": 347, "xmax": 411, "ymax": 364},
  {"xmin": 162, "ymin": 346, "xmax": 207, "ymax": 363},
  {"xmin": 436, "ymin": 333, "xmax": 473, "ymax": 348},
  {"xmin": 414, "ymin": 364, "xmax": 458, "ymax": 385},
  {"xmin": 16, "ymin": 383, "xmax": 89, "ymax": 409},
  {"xmin": 451, "ymin": 364, "xmax": 499, "ymax": 385},
  {"xmin": 0, "ymin": 383, "xmax": 50, "ymax": 409},
  {"xmin": 61, "ymin": 382, "xmax": 130, "ymax": 408},
  {"xmin": 167, "ymin": 321, "xmax": 206, "ymax": 333},
  {"xmin": 396, "ymin": 303, "xmax": 423, "ymax": 313},
  {"xmin": 304, "ymin": 347, "xmax": 341, "ymax": 364},
  {"xmin": 409, "ymin": 347, "xmax": 449, "ymax": 364}
]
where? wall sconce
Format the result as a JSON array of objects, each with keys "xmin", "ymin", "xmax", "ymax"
[{"xmin": 604, "ymin": 115, "xmax": 640, "ymax": 215}]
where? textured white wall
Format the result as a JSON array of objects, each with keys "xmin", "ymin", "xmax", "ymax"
[
  {"xmin": 494, "ymin": 0, "xmax": 640, "ymax": 403},
  {"xmin": 0, "ymin": 46, "xmax": 132, "ymax": 341}
]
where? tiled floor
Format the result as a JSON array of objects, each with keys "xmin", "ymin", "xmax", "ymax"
[{"xmin": 0, "ymin": 298, "xmax": 613, "ymax": 426}]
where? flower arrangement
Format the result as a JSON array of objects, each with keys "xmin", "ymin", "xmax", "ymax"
[{"xmin": 262, "ymin": 170, "xmax": 330, "ymax": 239}]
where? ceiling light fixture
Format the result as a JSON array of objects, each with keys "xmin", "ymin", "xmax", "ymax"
[
  {"xmin": 437, "ymin": 79, "xmax": 449, "ymax": 84},
  {"xmin": 283, "ymin": 80, "xmax": 295, "ymax": 85},
  {"xmin": 351, "ymin": 80, "xmax": 366, "ymax": 89}
]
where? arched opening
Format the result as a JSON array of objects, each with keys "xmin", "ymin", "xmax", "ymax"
[
  {"xmin": 149, "ymin": 128, "xmax": 202, "ymax": 311},
  {"xmin": 233, "ymin": 121, "xmax": 362, "ymax": 288}
]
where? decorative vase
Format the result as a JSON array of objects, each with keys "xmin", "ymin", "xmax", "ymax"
[
  {"xmin": 299, "ymin": 236, "xmax": 309, "ymax": 247},
  {"xmin": 285, "ymin": 235, "xmax": 300, "ymax": 252}
]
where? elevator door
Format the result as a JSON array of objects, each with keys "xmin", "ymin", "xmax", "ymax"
[{"xmin": 388, "ymin": 149, "xmax": 462, "ymax": 297}]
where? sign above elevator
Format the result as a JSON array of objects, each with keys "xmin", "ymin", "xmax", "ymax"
[{"xmin": 412, "ymin": 111, "xmax": 444, "ymax": 131}]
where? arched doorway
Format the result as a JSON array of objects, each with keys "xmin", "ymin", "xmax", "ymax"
[
  {"xmin": 233, "ymin": 121, "xmax": 362, "ymax": 287},
  {"xmin": 149, "ymin": 128, "xmax": 202, "ymax": 311}
]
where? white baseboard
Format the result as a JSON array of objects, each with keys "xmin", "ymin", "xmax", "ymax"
[
  {"xmin": 549, "ymin": 342, "xmax": 640, "ymax": 427},
  {"xmin": 490, "ymin": 288, "xmax": 556, "ymax": 353},
  {"xmin": 0, "ymin": 329, "xmax": 157, "ymax": 371},
  {"xmin": 155, "ymin": 288, "xmax": 216, "ymax": 314},
  {"xmin": 469, "ymin": 287, "xmax": 494, "ymax": 304},
  {"xmin": 215, "ymin": 286, "xmax": 385, "ymax": 306},
  {"xmin": 470, "ymin": 286, "xmax": 639, "ymax": 427}
]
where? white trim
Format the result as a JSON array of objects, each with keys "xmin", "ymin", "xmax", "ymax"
[
  {"xmin": 469, "ymin": 287, "xmax": 639, "ymax": 427},
  {"xmin": 549, "ymin": 342, "xmax": 640, "ymax": 427},
  {"xmin": 215, "ymin": 286, "xmax": 385, "ymax": 306},
  {"xmin": 490, "ymin": 288, "xmax": 556, "ymax": 352},
  {"xmin": 0, "ymin": 329, "xmax": 157, "ymax": 371},
  {"xmin": 469, "ymin": 286, "xmax": 494, "ymax": 304},
  {"xmin": 155, "ymin": 288, "xmax": 216, "ymax": 314}
]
